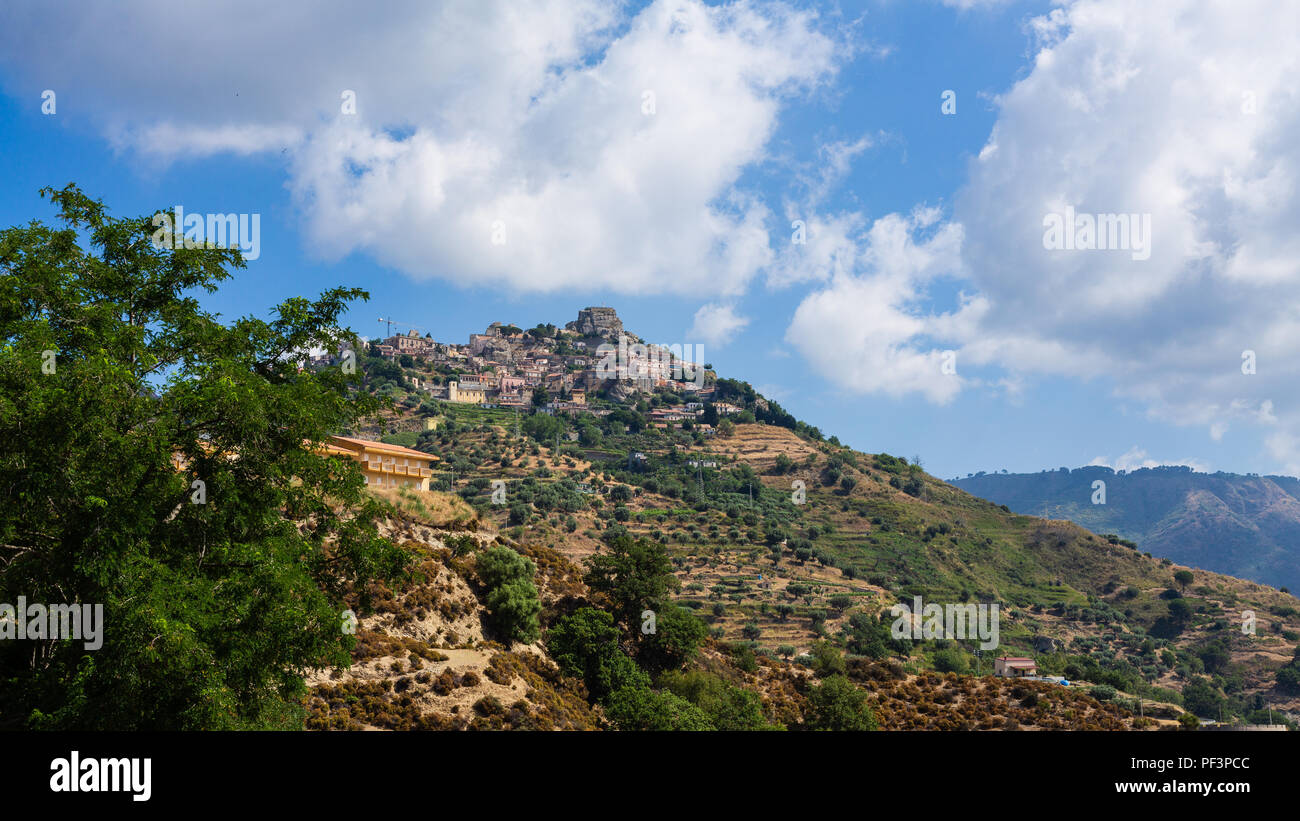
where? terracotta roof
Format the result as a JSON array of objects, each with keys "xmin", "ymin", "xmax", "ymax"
[{"xmin": 328, "ymin": 435, "xmax": 440, "ymax": 461}]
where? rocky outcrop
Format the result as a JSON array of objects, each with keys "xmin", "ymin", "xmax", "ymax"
[
  {"xmin": 1033, "ymin": 636, "xmax": 1065, "ymax": 654},
  {"xmin": 566, "ymin": 307, "xmax": 623, "ymax": 340}
]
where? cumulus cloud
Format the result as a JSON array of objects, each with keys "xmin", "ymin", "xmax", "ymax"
[
  {"xmin": 784, "ymin": 208, "xmax": 973, "ymax": 403},
  {"xmin": 774, "ymin": 0, "xmax": 1300, "ymax": 474},
  {"xmin": 952, "ymin": 0, "xmax": 1300, "ymax": 469},
  {"xmin": 0, "ymin": 0, "xmax": 841, "ymax": 296},
  {"xmin": 688, "ymin": 303, "xmax": 751, "ymax": 347}
]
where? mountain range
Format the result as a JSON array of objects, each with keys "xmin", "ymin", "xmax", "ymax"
[{"xmin": 952, "ymin": 466, "xmax": 1300, "ymax": 593}]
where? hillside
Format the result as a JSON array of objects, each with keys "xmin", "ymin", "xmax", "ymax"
[
  {"xmin": 325, "ymin": 307, "xmax": 1300, "ymax": 728},
  {"xmin": 306, "ymin": 489, "xmax": 1153, "ymax": 731},
  {"xmin": 951, "ymin": 466, "xmax": 1300, "ymax": 593}
]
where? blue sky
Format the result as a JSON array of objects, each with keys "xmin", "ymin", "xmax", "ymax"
[{"xmin": 2, "ymin": 0, "xmax": 1297, "ymax": 481}]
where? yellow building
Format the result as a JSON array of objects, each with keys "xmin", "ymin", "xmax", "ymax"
[
  {"xmin": 172, "ymin": 435, "xmax": 437, "ymax": 491},
  {"xmin": 324, "ymin": 435, "xmax": 438, "ymax": 490},
  {"xmin": 448, "ymin": 380, "xmax": 487, "ymax": 404}
]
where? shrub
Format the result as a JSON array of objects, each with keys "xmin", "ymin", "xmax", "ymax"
[
  {"xmin": 1089, "ymin": 685, "xmax": 1116, "ymax": 702},
  {"xmin": 731, "ymin": 644, "xmax": 758, "ymax": 673},
  {"xmin": 931, "ymin": 648, "xmax": 967, "ymax": 674}
]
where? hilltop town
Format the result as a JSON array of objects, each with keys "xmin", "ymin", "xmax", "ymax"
[{"xmin": 318, "ymin": 307, "xmax": 745, "ymax": 425}]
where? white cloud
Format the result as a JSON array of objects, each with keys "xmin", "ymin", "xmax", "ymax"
[
  {"xmin": 111, "ymin": 123, "xmax": 305, "ymax": 162},
  {"xmin": 784, "ymin": 209, "xmax": 972, "ymax": 404},
  {"xmin": 949, "ymin": 0, "xmax": 1300, "ymax": 471},
  {"xmin": 688, "ymin": 303, "xmax": 751, "ymax": 347},
  {"xmin": 0, "ymin": 0, "xmax": 842, "ymax": 296},
  {"xmin": 786, "ymin": 0, "xmax": 1300, "ymax": 472}
]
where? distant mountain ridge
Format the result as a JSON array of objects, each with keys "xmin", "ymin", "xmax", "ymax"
[{"xmin": 951, "ymin": 466, "xmax": 1300, "ymax": 591}]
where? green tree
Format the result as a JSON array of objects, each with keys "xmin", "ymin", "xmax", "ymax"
[
  {"xmin": 1197, "ymin": 640, "xmax": 1231, "ymax": 674},
  {"xmin": 545, "ymin": 607, "xmax": 649, "ymax": 701},
  {"xmin": 932, "ymin": 647, "xmax": 968, "ymax": 674},
  {"xmin": 0, "ymin": 185, "xmax": 408, "ymax": 729},
  {"xmin": 583, "ymin": 534, "xmax": 679, "ymax": 631},
  {"xmin": 608, "ymin": 484, "xmax": 634, "ymax": 503},
  {"xmin": 522, "ymin": 412, "xmax": 562, "ymax": 442},
  {"xmin": 659, "ymin": 670, "xmax": 772, "ymax": 730},
  {"xmin": 1181, "ymin": 678, "xmax": 1225, "ymax": 719},
  {"xmin": 804, "ymin": 675, "xmax": 877, "ymax": 731},
  {"xmin": 485, "ymin": 579, "xmax": 542, "ymax": 644},
  {"xmin": 1276, "ymin": 664, "xmax": 1300, "ymax": 694},
  {"xmin": 604, "ymin": 685, "xmax": 714, "ymax": 731},
  {"xmin": 1168, "ymin": 598, "xmax": 1194, "ymax": 625},
  {"xmin": 1274, "ymin": 648, "xmax": 1300, "ymax": 694},
  {"xmin": 846, "ymin": 612, "xmax": 907, "ymax": 659},
  {"xmin": 639, "ymin": 601, "xmax": 708, "ymax": 672},
  {"xmin": 1173, "ymin": 570, "xmax": 1194, "ymax": 590},
  {"xmin": 476, "ymin": 547, "xmax": 541, "ymax": 643},
  {"xmin": 809, "ymin": 639, "xmax": 846, "ymax": 677}
]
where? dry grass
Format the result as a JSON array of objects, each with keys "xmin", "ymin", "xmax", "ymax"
[{"xmin": 368, "ymin": 487, "xmax": 480, "ymax": 529}]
